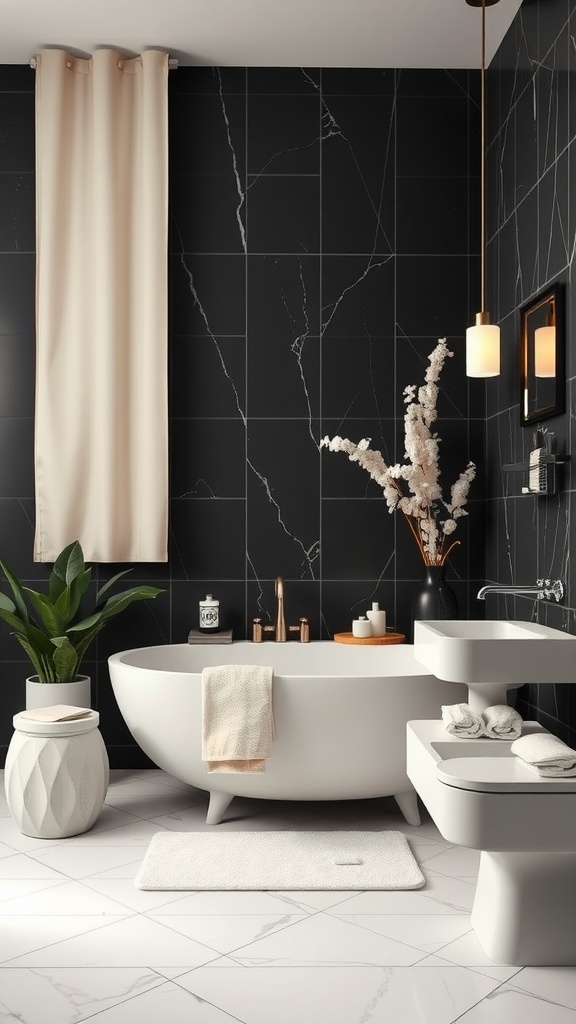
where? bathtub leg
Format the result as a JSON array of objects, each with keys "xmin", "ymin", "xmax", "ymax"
[
  {"xmin": 206, "ymin": 791, "xmax": 234, "ymax": 825},
  {"xmin": 394, "ymin": 790, "xmax": 421, "ymax": 827}
]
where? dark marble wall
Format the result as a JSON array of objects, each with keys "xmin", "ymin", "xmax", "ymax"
[
  {"xmin": 0, "ymin": 63, "xmax": 481, "ymax": 766},
  {"xmin": 486, "ymin": 0, "xmax": 576, "ymax": 744}
]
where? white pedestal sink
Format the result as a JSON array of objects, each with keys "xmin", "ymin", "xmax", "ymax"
[{"xmin": 413, "ymin": 619, "xmax": 576, "ymax": 711}]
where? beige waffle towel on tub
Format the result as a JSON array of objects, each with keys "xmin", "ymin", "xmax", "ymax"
[{"xmin": 202, "ymin": 664, "xmax": 275, "ymax": 773}]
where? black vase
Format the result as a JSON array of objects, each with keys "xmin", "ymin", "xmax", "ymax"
[{"xmin": 411, "ymin": 566, "xmax": 459, "ymax": 639}]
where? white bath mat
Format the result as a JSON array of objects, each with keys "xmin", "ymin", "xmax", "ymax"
[{"xmin": 135, "ymin": 830, "xmax": 425, "ymax": 891}]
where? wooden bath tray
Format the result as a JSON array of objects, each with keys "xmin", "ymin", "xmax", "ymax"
[{"xmin": 333, "ymin": 631, "xmax": 405, "ymax": 645}]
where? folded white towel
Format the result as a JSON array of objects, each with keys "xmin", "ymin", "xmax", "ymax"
[
  {"xmin": 441, "ymin": 703, "xmax": 485, "ymax": 738},
  {"xmin": 202, "ymin": 664, "xmax": 275, "ymax": 773},
  {"xmin": 482, "ymin": 704, "xmax": 523, "ymax": 740},
  {"xmin": 511, "ymin": 732, "xmax": 576, "ymax": 777}
]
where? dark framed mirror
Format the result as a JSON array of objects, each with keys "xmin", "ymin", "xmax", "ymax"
[{"xmin": 520, "ymin": 282, "xmax": 565, "ymax": 426}]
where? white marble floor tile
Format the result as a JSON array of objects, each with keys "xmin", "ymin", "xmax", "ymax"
[
  {"xmin": 150, "ymin": 804, "xmax": 304, "ymax": 833},
  {"xmin": 25, "ymin": 845, "xmax": 147, "ymax": 880},
  {"xmin": 331, "ymin": 912, "xmax": 473, "ymax": 953},
  {"xmin": 0, "ymin": 878, "xmax": 67, "ymax": 905},
  {"xmin": 0, "ymin": 966, "xmax": 164, "ymax": 1024},
  {"xmin": 0, "ymin": 816, "xmax": 76, "ymax": 853},
  {"xmin": 0, "ymin": 915, "xmax": 114, "ymax": 963},
  {"xmin": 0, "ymin": 879, "xmax": 134, "ymax": 916},
  {"xmin": 511, "ymin": 967, "xmax": 576, "ymax": 1010},
  {"xmin": 0, "ymin": 839, "xmax": 19, "ymax": 858},
  {"xmin": 150, "ymin": 912, "xmax": 309, "ymax": 955},
  {"xmin": 420, "ymin": 845, "xmax": 481, "ymax": 878},
  {"xmin": 434, "ymin": 930, "xmax": 518, "ymax": 979},
  {"xmin": 419, "ymin": 869, "xmax": 477, "ymax": 912},
  {"xmin": 456, "ymin": 985, "xmax": 576, "ymax": 1023},
  {"xmin": 149, "ymin": 771, "xmax": 207, "ymax": 795},
  {"xmin": 104, "ymin": 780, "xmax": 205, "ymax": 818},
  {"xmin": 82, "ymin": 858, "xmax": 143, "ymax": 880},
  {"xmin": 327, "ymin": 883, "xmax": 471, "ymax": 916},
  {"xmin": 146, "ymin": 890, "xmax": 315, "ymax": 915},
  {"xmin": 227, "ymin": 910, "xmax": 426, "ymax": 967},
  {"xmin": 73, "ymin": 979, "xmax": 244, "ymax": 1023},
  {"xmin": 417, "ymin": 954, "xmax": 521, "ymax": 983},
  {"xmin": 84, "ymin": 805, "xmax": 144, "ymax": 832},
  {"xmin": 273, "ymin": 890, "xmax": 362, "ymax": 912},
  {"xmin": 80, "ymin": 877, "xmax": 201, "ymax": 913},
  {"xmin": 58, "ymin": 819, "xmax": 171, "ymax": 847},
  {"xmin": 176, "ymin": 964, "xmax": 499, "ymax": 1024},
  {"xmin": 0, "ymin": 853, "xmax": 68, "ymax": 880},
  {"xmin": 7, "ymin": 914, "xmax": 224, "ymax": 967}
]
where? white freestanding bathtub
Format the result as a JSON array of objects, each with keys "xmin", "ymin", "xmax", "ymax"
[{"xmin": 108, "ymin": 641, "xmax": 465, "ymax": 825}]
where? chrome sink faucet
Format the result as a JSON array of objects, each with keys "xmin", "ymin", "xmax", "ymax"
[
  {"xmin": 251, "ymin": 575, "xmax": 310, "ymax": 642},
  {"xmin": 477, "ymin": 579, "xmax": 564, "ymax": 602}
]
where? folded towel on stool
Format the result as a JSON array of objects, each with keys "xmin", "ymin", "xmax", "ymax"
[
  {"xmin": 511, "ymin": 732, "xmax": 576, "ymax": 777},
  {"xmin": 482, "ymin": 704, "xmax": 523, "ymax": 740},
  {"xmin": 441, "ymin": 703, "xmax": 485, "ymax": 738}
]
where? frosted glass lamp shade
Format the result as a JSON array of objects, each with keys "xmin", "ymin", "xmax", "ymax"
[
  {"xmin": 534, "ymin": 325, "xmax": 555, "ymax": 377},
  {"xmin": 466, "ymin": 322, "xmax": 500, "ymax": 377}
]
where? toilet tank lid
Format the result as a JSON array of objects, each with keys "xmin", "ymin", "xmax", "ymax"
[{"xmin": 437, "ymin": 756, "xmax": 576, "ymax": 793}]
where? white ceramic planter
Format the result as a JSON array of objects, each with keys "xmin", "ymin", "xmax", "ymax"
[
  {"xmin": 25, "ymin": 674, "xmax": 91, "ymax": 710},
  {"xmin": 5, "ymin": 710, "xmax": 109, "ymax": 838}
]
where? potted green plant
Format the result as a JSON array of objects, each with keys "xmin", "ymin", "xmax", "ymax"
[{"xmin": 0, "ymin": 540, "xmax": 165, "ymax": 709}]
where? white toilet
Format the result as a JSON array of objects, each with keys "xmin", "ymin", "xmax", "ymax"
[{"xmin": 406, "ymin": 719, "xmax": 576, "ymax": 966}]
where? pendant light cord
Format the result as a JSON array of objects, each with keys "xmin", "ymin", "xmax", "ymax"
[{"xmin": 480, "ymin": 0, "xmax": 486, "ymax": 315}]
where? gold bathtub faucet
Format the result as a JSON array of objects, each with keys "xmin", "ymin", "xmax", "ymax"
[{"xmin": 251, "ymin": 575, "xmax": 310, "ymax": 642}]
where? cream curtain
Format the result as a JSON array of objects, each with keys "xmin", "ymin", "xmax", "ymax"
[{"xmin": 34, "ymin": 48, "xmax": 169, "ymax": 562}]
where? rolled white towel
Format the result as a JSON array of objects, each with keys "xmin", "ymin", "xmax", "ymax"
[
  {"xmin": 482, "ymin": 704, "xmax": 523, "ymax": 740},
  {"xmin": 511, "ymin": 732, "xmax": 576, "ymax": 777},
  {"xmin": 441, "ymin": 703, "xmax": 485, "ymax": 738}
]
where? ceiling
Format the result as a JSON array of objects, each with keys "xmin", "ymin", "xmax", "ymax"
[{"xmin": 3, "ymin": 0, "xmax": 523, "ymax": 69}]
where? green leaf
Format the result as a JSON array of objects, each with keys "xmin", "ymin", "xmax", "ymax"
[
  {"xmin": 95, "ymin": 569, "xmax": 133, "ymax": 608},
  {"xmin": 55, "ymin": 568, "xmax": 91, "ymax": 626},
  {"xmin": 68, "ymin": 624, "xmax": 102, "ymax": 666},
  {"xmin": 13, "ymin": 634, "xmax": 53, "ymax": 682},
  {"xmin": 0, "ymin": 557, "xmax": 29, "ymax": 623},
  {"xmin": 0, "ymin": 606, "xmax": 22, "ymax": 633},
  {"xmin": 51, "ymin": 636, "xmax": 79, "ymax": 683},
  {"xmin": 66, "ymin": 611, "xmax": 103, "ymax": 633},
  {"xmin": 24, "ymin": 589, "xmax": 65, "ymax": 637},
  {"xmin": 100, "ymin": 586, "xmax": 165, "ymax": 620},
  {"xmin": 0, "ymin": 591, "xmax": 16, "ymax": 615},
  {"xmin": 52, "ymin": 541, "xmax": 86, "ymax": 587}
]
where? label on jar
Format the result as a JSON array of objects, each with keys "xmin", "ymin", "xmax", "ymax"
[{"xmin": 199, "ymin": 603, "xmax": 219, "ymax": 630}]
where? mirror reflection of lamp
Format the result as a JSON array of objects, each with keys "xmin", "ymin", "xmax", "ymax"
[{"xmin": 534, "ymin": 299, "xmax": 556, "ymax": 378}]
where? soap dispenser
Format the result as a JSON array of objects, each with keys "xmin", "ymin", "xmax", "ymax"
[{"xmin": 366, "ymin": 602, "xmax": 386, "ymax": 637}]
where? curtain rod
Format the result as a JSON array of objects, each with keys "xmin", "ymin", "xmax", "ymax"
[{"xmin": 29, "ymin": 56, "xmax": 178, "ymax": 69}]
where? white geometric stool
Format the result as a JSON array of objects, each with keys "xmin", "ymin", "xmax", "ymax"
[{"xmin": 5, "ymin": 710, "xmax": 109, "ymax": 838}]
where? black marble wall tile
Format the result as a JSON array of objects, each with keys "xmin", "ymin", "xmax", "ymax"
[
  {"xmin": 396, "ymin": 97, "xmax": 471, "ymax": 178},
  {"xmin": 0, "ymin": 174, "xmax": 34, "ymax": 252},
  {"xmin": 538, "ymin": 150, "xmax": 569, "ymax": 287},
  {"xmin": 171, "ymin": 335, "xmax": 246, "ymax": 419},
  {"xmin": 0, "ymin": 65, "xmax": 479, "ymax": 766},
  {"xmin": 485, "ymin": 0, "xmax": 576, "ymax": 739},
  {"xmin": 247, "ymin": 255, "xmax": 320, "ymax": 418},
  {"xmin": 396, "ymin": 255, "xmax": 471, "ymax": 337},
  {"xmin": 536, "ymin": 23, "xmax": 569, "ymax": 179}
]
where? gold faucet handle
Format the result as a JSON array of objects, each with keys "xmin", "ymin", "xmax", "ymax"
[{"xmin": 288, "ymin": 617, "xmax": 310, "ymax": 642}]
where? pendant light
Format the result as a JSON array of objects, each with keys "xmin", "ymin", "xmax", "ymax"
[{"xmin": 465, "ymin": 0, "xmax": 501, "ymax": 378}]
